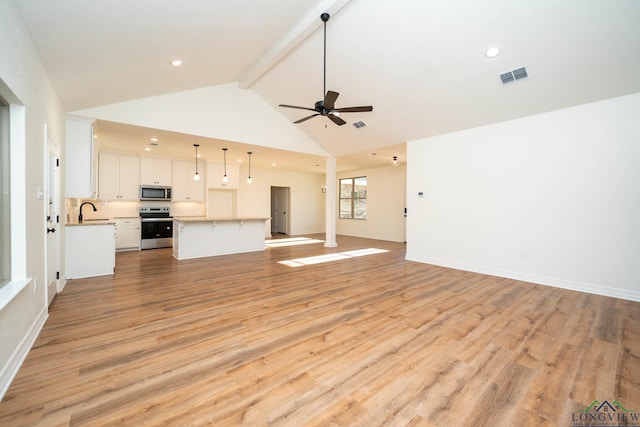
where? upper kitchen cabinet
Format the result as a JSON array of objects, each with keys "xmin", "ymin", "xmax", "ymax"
[
  {"xmin": 140, "ymin": 156, "xmax": 172, "ymax": 186},
  {"xmin": 172, "ymin": 159, "xmax": 205, "ymax": 201},
  {"xmin": 207, "ymin": 161, "xmax": 239, "ymax": 189},
  {"xmin": 65, "ymin": 115, "xmax": 97, "ymax": 198},
  {"xmin": 98, "ymin": 152, "xmax": 140, "ymax": 200}
]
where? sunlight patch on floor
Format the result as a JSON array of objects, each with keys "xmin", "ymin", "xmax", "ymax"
[
  {"xmin": 265, "ymin": 237, "xmax": 325, "ymax": 248},
  {"xmin": 278, "ymin": 248, "xmax": 389, "ymax": 267}
]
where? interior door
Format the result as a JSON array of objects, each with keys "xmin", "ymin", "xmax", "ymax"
[
  {"xmin": 271, "ymin": 187, "xmax": 289, "ymax": 235},
  {"xmin": 46, "ymin": 128, "xmax": 60, "ymax": 305}
]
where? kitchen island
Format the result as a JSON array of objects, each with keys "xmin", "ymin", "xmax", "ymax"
[{"xmin": 172, "ymin": 217, "xmax": 269, "ymax": 260}]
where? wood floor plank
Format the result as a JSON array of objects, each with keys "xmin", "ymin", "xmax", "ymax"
[{"xmin": 1, "ymin": 234, "xmax": 638, "ymax": 426}]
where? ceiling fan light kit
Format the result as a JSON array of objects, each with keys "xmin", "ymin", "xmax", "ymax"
[{"xmin": 279, "ymin": 13, "xmax": 373, "ymax": 126}]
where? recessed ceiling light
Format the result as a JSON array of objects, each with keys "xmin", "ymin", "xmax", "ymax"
[
  {"xmin": 170, "ymin": 59, "xmax": 182, "ymax": 66},
  {"xmin": 150, "ymin": 137, "xmax": 158, "ymax": 142},
  {"xmin": 272, "ymin": 163, "xmax": 277, "ymax": 167},
  {"xmin": 485, "ymin": 47, "xmax": 500, "ymax": 58},
  {"xmin": 144, "ymin": 147, "xmax": 151, "ymax": 151}
]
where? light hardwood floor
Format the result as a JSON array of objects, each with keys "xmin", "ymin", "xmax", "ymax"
[{"xmin": 1, "ymin": 235, "xmax": 638, "ymax": 426}]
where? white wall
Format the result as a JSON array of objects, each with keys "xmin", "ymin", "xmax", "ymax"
[
  {"xmin": 337, "ymin": 165, "xmax": 406, "ymax": 243},
  {"xmin": 0, "ymin": 1, "xmax": 65, "ymax": 397},
  {"xmin": 238, "ymin": 165, "xmax": 326, "ymax": 236},
  {"xmin": 73, "ymin": 83, "xmax": 331, "ymax": 157},
  {"xmin": 406, "ymin": 93, "xmax": 640, "ymax": 301}
]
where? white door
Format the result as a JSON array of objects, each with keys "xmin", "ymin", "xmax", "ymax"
[{"xmin": 46, "ymin": 129, "xmax": 60, "ymax": 305}]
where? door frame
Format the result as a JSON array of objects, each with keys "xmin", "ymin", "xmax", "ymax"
[{"xmin": 45, "ymin": 124, "xmax": 61, "ymax": 305}]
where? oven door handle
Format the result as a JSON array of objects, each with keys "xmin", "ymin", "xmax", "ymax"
[{"xmin": 140, "ymin": 218, "xmax": 173, "ymax": 222}]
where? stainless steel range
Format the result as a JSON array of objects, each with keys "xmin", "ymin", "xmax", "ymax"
[{"xmin": 139, "ymin": 207, "xmax": 173, "ymax": 249}]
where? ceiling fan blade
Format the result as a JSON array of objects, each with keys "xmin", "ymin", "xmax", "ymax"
[
  {"xmin": 324, "ymin": 91, "xmax": 339, "ymax": 110},
  {"xmin": 294, "ymin": 113, "xmax": 320, "ymax": 124},
  {"xmin": 328, "ymin": 113, "xmax": 346, "ymax": 126},
  {"xmin": 279, "ymin": 104, "xmax": 317, "ymax": 112},
  {"xmin": 333, "ymin": 106, "xmax": 373, "ymax": 113}
]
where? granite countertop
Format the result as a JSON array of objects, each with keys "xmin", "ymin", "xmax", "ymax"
[
  {"xmin": 173, "ymin": 216, "xmax": 269, "ymax": 223},
  {"xmin": 66, "ymin": 219, "xmax": 116, "ymax": 226}
]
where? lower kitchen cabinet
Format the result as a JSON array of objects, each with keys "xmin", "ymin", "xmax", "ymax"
[
  {"xmin": 115, "ymin": 218, "xmax": 141, "ymax": 251},
  {"xmin": 65, "ymin": 224, "xmax": 116, "ymax": 279}
]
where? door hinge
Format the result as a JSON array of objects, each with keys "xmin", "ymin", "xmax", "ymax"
[
  {"xmin": 56, "ymin": 215, "xmax": 60, "ymax": 223},
  {"xmin": 56, "ymin": 158, "xmax": 60, "ymax": 167},
  {"xmin": 56, "ymin": 271, "xmax": 60, "ymax": 280}
]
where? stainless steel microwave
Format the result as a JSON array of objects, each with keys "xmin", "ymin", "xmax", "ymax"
[{"xmin": 140, "ymin": 185, "xmax": 172, "ymax": 201}]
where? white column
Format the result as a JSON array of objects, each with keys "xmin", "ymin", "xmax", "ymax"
[{"xmin": 324, "ymin": 156, "xmax": 337, "ymax": 247}]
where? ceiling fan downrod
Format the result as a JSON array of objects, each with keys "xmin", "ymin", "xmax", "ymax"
[{"xmin": 321, "ymin": 13, "xmax": 330, "ymax": 103}]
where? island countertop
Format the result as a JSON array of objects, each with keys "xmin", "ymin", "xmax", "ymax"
[{"xmin": 173, "ymin": 217, "xmax": 269, "ymax": 223}]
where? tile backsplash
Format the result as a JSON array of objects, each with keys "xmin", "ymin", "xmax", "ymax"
[{"xmin": 65, "ymin": 199, "xmax": 204, "ymax": 221}]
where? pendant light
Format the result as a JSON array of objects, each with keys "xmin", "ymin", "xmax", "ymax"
[
  {"xmin": 222, "ymin": 148, "xmax": 229, "ymax": 183},
  {"xmin": 247, "ymin": 151, "xmax": 253, "ymax": 184},
  {"xmin": 193, "ymin": 144, "xmax": 200, "ymax": 181}
]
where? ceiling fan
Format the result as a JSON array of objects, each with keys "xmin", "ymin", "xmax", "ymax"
[{"xmin": 279, "ymin": 13, "xmax": 373, "ymax": 126}]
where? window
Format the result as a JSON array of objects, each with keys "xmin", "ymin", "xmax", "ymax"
[
  {"xmin": 0, "ymin": 96, "xmax": 9, "ymax": 286},
  {"xmin": 339, "ymin": 177, "xmax": 367, "ymax": 219}
]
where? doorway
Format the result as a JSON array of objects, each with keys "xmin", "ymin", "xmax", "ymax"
[
  {"xmin": 45, "ymin": 126, "xmax": 60, "ymax": 306},
  {"xmin": 270, "ymin": 186, "xmax": 289, "ymax": 235}
]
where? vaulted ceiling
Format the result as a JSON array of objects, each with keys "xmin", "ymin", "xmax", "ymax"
[{"xmin": 12, "ymin": 0, "xmax": 640, "ymax": 172}]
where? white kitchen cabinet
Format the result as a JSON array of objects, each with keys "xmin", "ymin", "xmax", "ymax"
[
  {"xmin": 140, "ymin": 156, "xmax": 172, "ymax": 186},
  {"xmin": 115, "ymin": 217, "xmax": 141, "ymax": 251},
  {"xmin": 206, "ymin": 161, "xmax": 239, "ymax": 189},
  {"xmin": 65, "ymin": 224, "xmax": 115, "ymax": 279},
  {"xmin": 65, "ymin": 115, "xmax": 97, "ymax": 198},
  {"xmin": 172, "ymin": 159, "xmax": 205, "ymax": 201},
  {"xmin": 98, "ymin": 152, "xmax": 140, "ymax": 200}
]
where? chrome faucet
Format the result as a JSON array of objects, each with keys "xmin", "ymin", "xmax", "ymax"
[{"xmin": 78, "ymin": 201, "xmax": 97, "ymax": 222}]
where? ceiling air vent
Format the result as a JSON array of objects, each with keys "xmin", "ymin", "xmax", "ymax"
[
  {"xmin": 500, "ymin": 71, "xmax": 515, "ymax": 84},
  {"xmin": 353, "ymin": 121, "xmax": 366, "ymax": 129},
  {"xmin": 513, "ymin": 67, "xmax": 528, "ymax": 80},
  {"xmin": 500, "ymin": 66, "xmax": 528, "ymax": 85}
]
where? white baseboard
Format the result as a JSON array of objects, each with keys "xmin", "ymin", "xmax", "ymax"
[
  {"xmin": 0, "ymin": 306, "xmax": 48, "ymax": 400},
  {"xmin": 57, "ymin": 278, "xmax": 67, "ymax": 293},
  {"xmin": 405, "ymin": 255, "xmax": 640, "ymax": 302}
]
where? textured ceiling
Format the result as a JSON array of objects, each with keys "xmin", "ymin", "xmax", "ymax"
[{"xmin": 12, "ymin": 0, "xmax": 640, "ymax": 172}]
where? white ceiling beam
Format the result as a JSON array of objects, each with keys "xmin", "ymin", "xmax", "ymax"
[{"xmin": 238, "ymin": 0, "xmax": 352, "ymax": 89}]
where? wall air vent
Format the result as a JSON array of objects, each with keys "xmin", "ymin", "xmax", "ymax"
[
  {"xmin": 353, "ymin": 121, "xmax": 366, "ymax": 129},
  {"xmin": 500, "ymin": 66, "xmax": 528, "ymax": 85}
]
